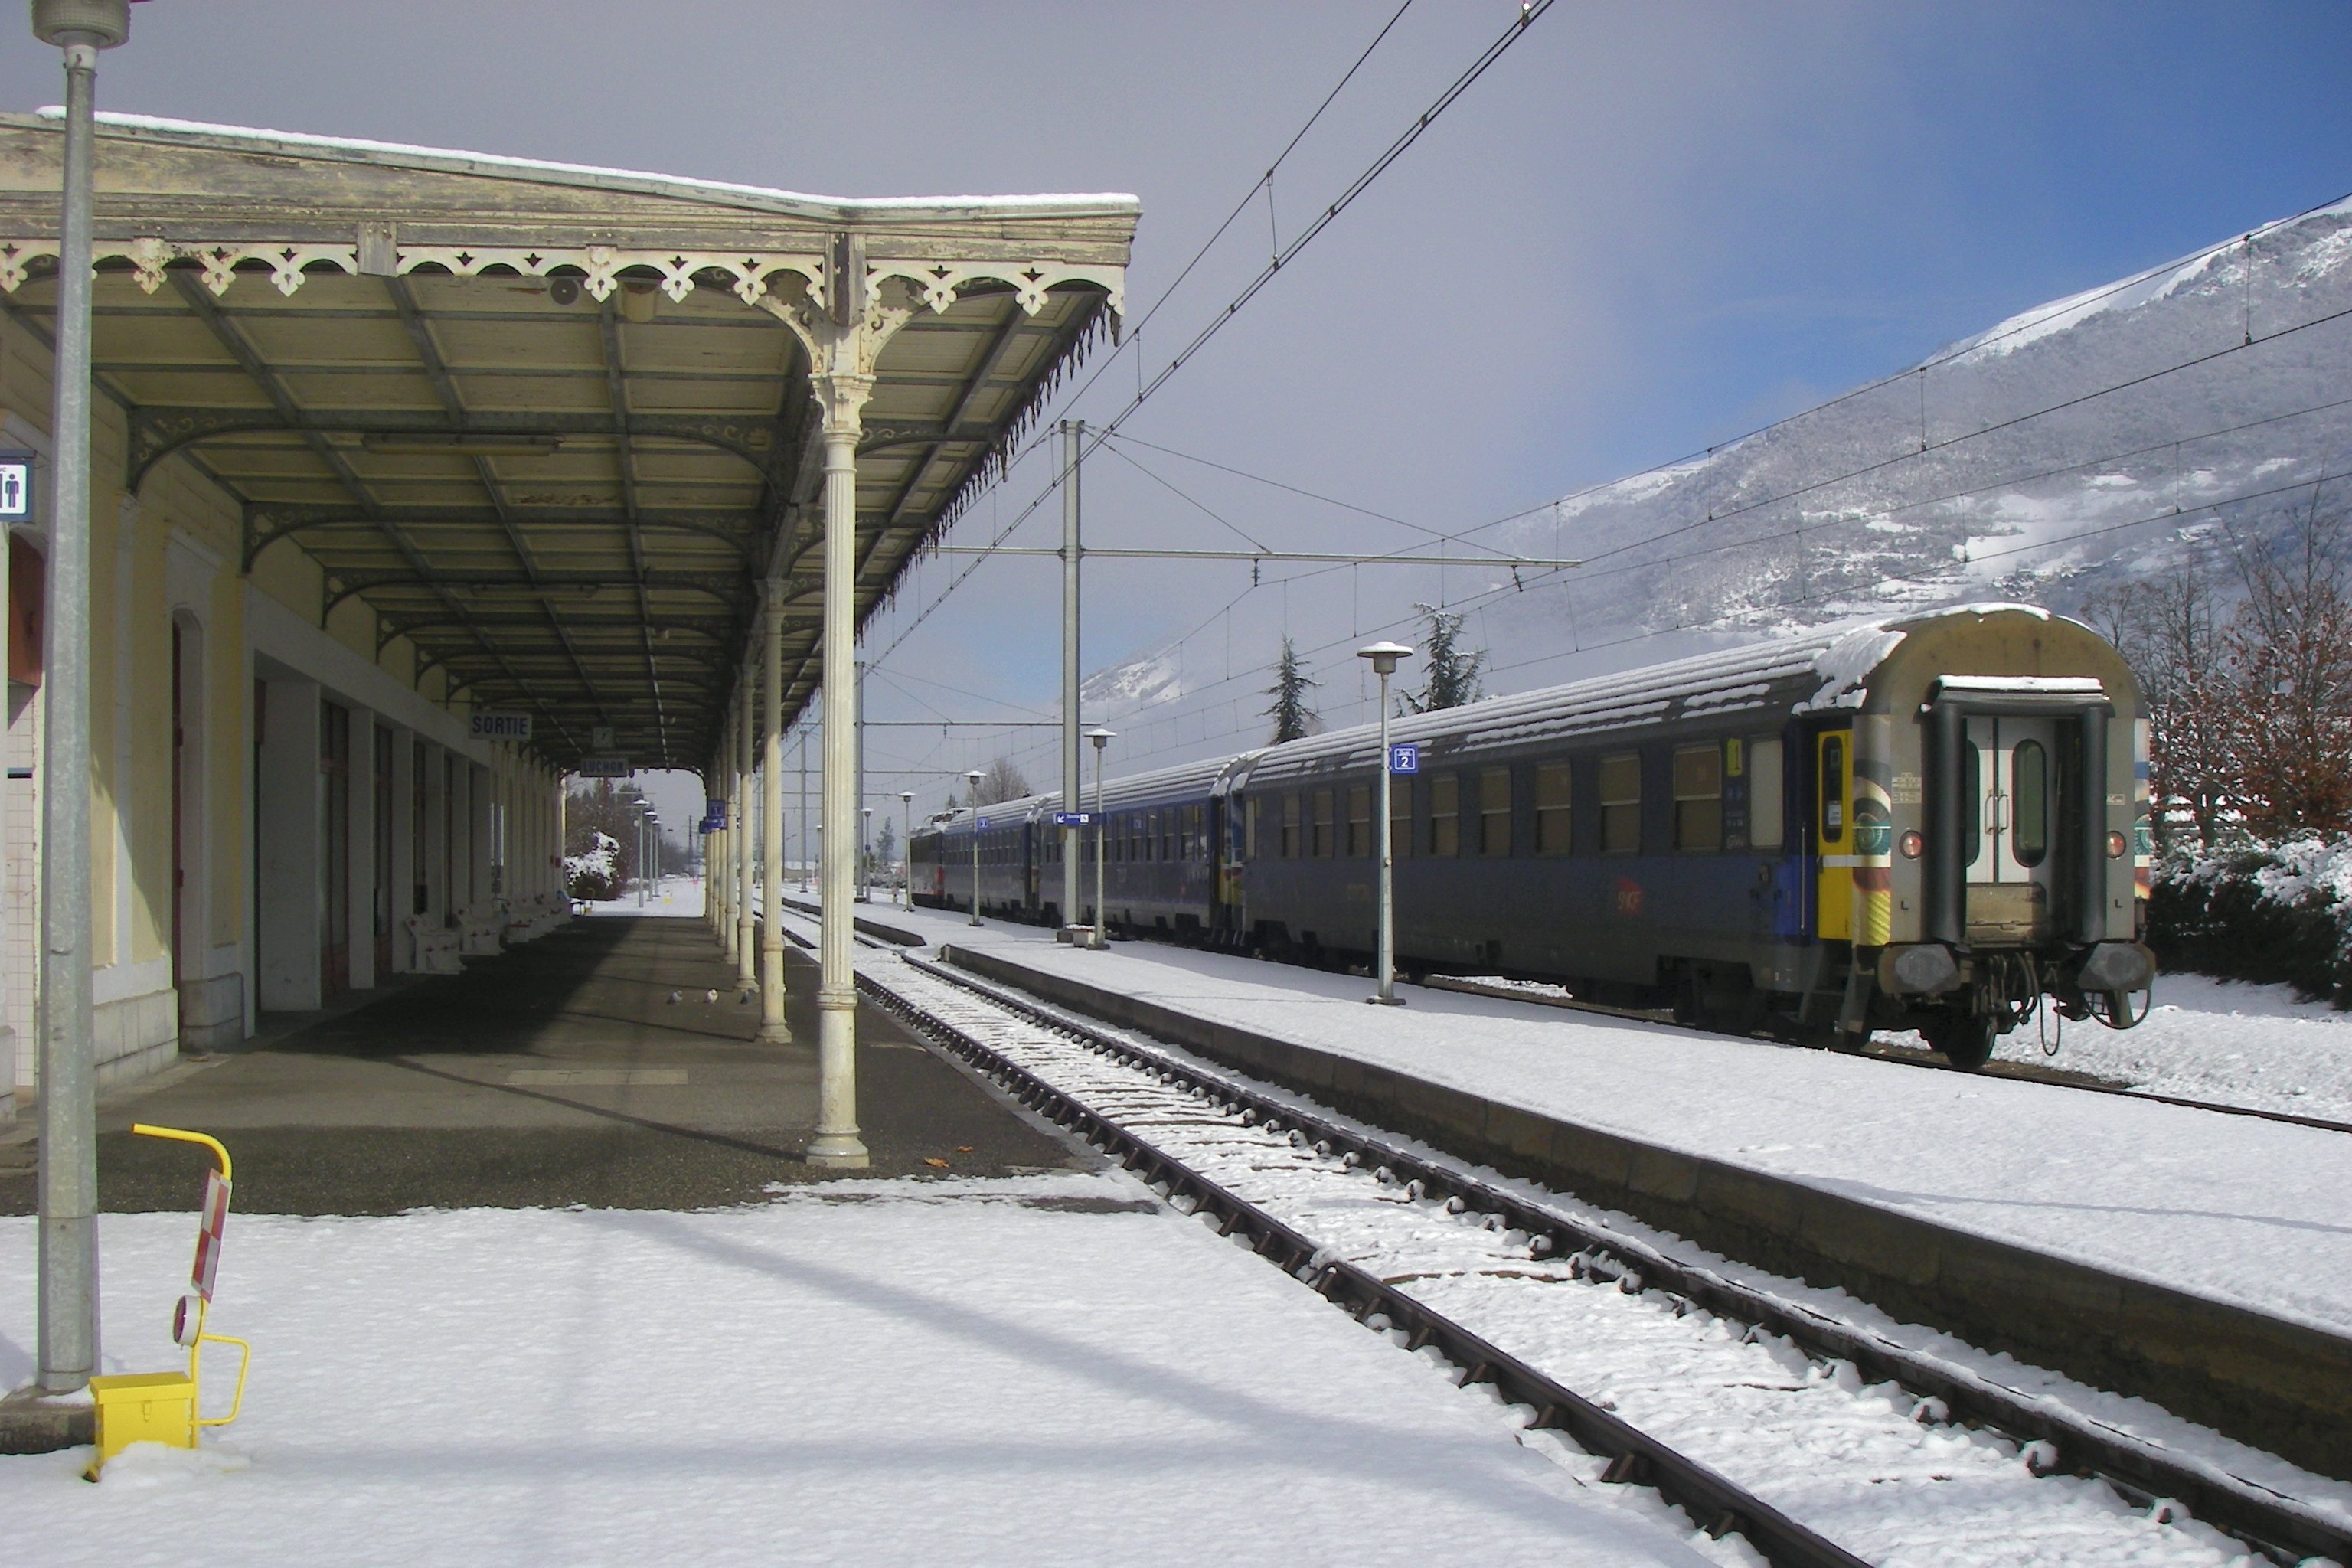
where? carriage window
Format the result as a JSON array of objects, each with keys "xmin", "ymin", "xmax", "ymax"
[
  {"xmin": 1347, "ymin": 784, "xmax": 1371, "ymax": 858},
  {"xmin": 1818, "ymin": 734, "xmax": 1847, "ymax": 844},
  {"xmin": 1599, "ymin": 752, "xmax": 1641, "ymax": 854},
  {"xmin": 1749, "ymin": 738, "xmax": 1784, "ymax": 850},
  {"xmin": 2013, "ymin": 739, "xmax": 2049, "ymax": 867},
  {"xmin": 1429, "ymin": 773, "xmax": 1461, "ymax": 856},
  {"xmin": 1480, "ymin": 767, "xmax": 1511, "ymax": 856},
  {"xmin": 1962, "ymin": 742, "xmax": 1982, "ymax": 867},
  {"xmin": 1673, "ymin": 744, "xmax": 1723, "ymax": 851},
  {"xmin": 1536, "ymin": 762, "xmax": 1573, "ymax": 854},
  {"xmin": 1281, "ymin": 793, "xmax": 1301, "ymax": 859},
  {"xmin": 1312, "ymin": 788, "xmax": 1334, "ymax": 858},
  {"xmin": 1389, "ymin": 776, "xmax": 1413, "ymax": 858}
]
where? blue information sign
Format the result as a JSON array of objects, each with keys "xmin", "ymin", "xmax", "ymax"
[
  {"xmin": 1387, "ymin": 743, "xmax": 1420, "ymax": 775},
  {"xmin": 1053, "ymin": 811, "xmax": 1096, "ymax": 828},
  {"xmin": 975, "ymin": 816, "xmax": 991, "ymax": 830}
]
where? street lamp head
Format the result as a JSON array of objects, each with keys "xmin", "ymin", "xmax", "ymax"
[
  {"xmin": 1085, "ymin": 726, "xmax": 1115, "ymax": 751},
  {"xmin": 33, "ymin": 0, "xmax": 134, "ymax": 49},
  {"xmin": 899, "ymin": 791, "xmax": 913, "ymax": 805},
  {"xmin": 1356, "ymin": 640, "xmax": 1414, "ymax": 678},
  {"xmin": 964, "ymin": 768, "xmax": 985, "ymax": 786}
]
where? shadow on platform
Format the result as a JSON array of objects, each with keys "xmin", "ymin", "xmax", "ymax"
[{"xmin": 0, "ymin": 916, "xmax": 1083, "ymax": 1216}]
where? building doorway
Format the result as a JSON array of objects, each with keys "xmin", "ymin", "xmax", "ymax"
[{"xmin": 319, "ymin": 700, "xmax": 351, "ymax": 998}]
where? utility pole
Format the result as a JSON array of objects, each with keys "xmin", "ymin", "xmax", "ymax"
[
  {"xmin": 1060, "ymin": 420, "xmax": 1083, "ymax": 937},
  {"xmin": 34, "ymin": 0, "xmax": 132, "ymax": 1396}
]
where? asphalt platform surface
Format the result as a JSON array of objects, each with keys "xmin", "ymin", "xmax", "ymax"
[{"xmin": 0, "ymin": 915, "xmax": 1085, "ymax": 1216}]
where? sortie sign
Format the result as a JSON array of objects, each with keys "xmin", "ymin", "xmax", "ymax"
[{"xmin": 469, "ymin": 710, "xmax": 534, "ymax": 743}]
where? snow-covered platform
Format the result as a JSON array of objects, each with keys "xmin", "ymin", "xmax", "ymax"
[
  {"xmin": 858, "ymin": 901, "xmax": 2352, "ymax": 1479},
  {"xmin": 0, "ymin": 1177, "xmax": 1723, "ymax": 1567}
]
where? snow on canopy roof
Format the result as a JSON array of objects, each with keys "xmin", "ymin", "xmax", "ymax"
[{"xmin": 47, "ymin": 109, "xmax": 1141, "ymax": 220}]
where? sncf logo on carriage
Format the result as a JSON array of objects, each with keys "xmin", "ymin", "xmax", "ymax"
[{"xmin": 468, "ymin": 711, "xmax": 534, "ymax": 743}]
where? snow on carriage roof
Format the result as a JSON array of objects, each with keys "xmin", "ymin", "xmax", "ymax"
[
  {"xmin": 933, "ymin": 753, "xmax": 1242, "ymax": 832},
  {"xmin": 43, "ymin": 109, "xmax": 1141, "ymax": 220},
  {"xmin": 1238, "ymin": 603, "xmax": 2054, "ymax": 784},
  {"xmin": 923, "ymin": 603, "xmax": 2065, "ymax": 825}
]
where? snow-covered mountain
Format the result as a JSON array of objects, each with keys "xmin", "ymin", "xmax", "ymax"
[
  {"xmin": 1078, "ymin": 192, "xmax": 2352, "ymax": 740},
  {"xmin": 1481, "ymin": 194, "xmax": 2352, "ymax": 655}
]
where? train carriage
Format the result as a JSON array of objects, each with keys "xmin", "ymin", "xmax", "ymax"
[{"xmin": 913, "ymin": 603, "xmax": 2153, "ymax": 1067}]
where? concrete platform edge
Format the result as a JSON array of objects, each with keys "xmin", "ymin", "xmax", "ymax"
[
  {"xmin": 0, "ymin": 1388, "xmax": 94, "ymax": 1455},
  {"xmin": 938, "ymin": 941, "xmax": 2352, "ymax": 1483}
]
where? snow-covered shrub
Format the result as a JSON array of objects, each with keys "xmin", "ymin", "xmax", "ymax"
[
  {"xmin": 2148, "ymin": 838, "xmax": 2352, "ymax": 1006},
  {"xmin": 565, "ymin": 830, "xmax": 622, "ymax": 902}
]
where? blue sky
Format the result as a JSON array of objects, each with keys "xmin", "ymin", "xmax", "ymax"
[{"xmin": 5, "ymin": 1, "xmax": 2347, "ymax": 825}]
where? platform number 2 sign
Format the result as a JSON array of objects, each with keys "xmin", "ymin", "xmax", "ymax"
[{"xmin": 1387, "ymin": 743, "xmax": 1419, "ymax": 775}]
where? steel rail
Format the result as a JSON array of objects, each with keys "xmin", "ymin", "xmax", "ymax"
[
  {"xmin": 852, "ymin": 959, "xmax": 1870, "ymax": 1568},
  {"xmin": 875, "ymin": 943, "xmax": 2352, "ymax": 1568}
]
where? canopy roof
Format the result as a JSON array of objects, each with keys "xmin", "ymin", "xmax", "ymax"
[{"xmin": 0, "ymin": 112, "xmax": 1137, "ymax": 771}]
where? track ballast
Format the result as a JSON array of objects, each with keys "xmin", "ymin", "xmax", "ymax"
[{"xmin": 815, "ymin": 919, "xmax": 2347, "ymax": 1568}]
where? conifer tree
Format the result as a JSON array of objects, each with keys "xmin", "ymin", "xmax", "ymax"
[
  {"xmin": 1402, "ymin": 603, "xmax": 1487, "ymax": 714},
  {"xmin": 1263, "ymin": 636, "xmax": 1321, "ymax": 743}
]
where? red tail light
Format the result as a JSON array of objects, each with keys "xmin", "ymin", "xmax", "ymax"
[
  {"xmin": 1898, "ymin": 829, "xmax": 1925, "ymax": 859},
  {"xmin": 2105, "ymin": 831, "xmax": 2127, "ymax": 859}
]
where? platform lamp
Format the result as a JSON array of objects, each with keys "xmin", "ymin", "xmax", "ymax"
[
  {"xmin": 860, "ymin": 805, "xmax": 874, "ymax": 903},
  {"xmin": 964, "ymin": 768, "xmax": 985, "ymax": 926},
  {"xmin": 899, "ymin": 792, "xmax": 915, "ymax": 911},
  {"xmin": 31, "ymin": 0, "xmax": 141, "ymax": 1399},
  {"xmin": 633, "ymin": 800, "xmax": 651, "ymax": 907},
  {"xmin": 1356, "ymin": 642, "xmax": 1414, "ymax": 1005},
  {"xmin": 1085, "ymin": 727, "xmax": 1115, "ymax": 950}
]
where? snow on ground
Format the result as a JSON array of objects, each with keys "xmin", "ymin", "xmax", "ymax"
[
  {"xmin": 577, "ymin": 876, "xmax": 703, "ymax": 918},
  {"xmin": 872, "ymin": 903, "xmax": 2352, "ymax": 1340},
  {"xmin": 0, "ymin": 1175, "xmax": 1725, "ymax": 1567},
  {"xmin": 1980, "ymin": 972, "xmax": 2352, "ymax": 1122}
]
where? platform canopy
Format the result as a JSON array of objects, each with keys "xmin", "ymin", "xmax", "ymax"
[{"xmin": 0, "ymin": 111, "xmax": 1135, "ymax": 770}]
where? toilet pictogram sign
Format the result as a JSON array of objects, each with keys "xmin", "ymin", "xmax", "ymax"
[{"xmin": 0, "ymin": 452, "xmax": 31, "ymax": 521}]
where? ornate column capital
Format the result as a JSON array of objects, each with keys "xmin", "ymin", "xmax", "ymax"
[{"xmin": 812, "ymin": 370, "xmax": 876, "ymax": 439}]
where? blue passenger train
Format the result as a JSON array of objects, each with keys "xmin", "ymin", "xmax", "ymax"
[{"xmin": 910, "ymin": 603, "xmax": 2156, "ymax": 1068}]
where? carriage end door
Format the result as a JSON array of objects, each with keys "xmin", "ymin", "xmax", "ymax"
[{"xmin": 1963, "ymin": 715, "xmax": 2056, "ymax": 942}]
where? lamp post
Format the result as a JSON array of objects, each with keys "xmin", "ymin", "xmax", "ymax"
[
  {"xmin": 899, "ymin": 791, "xmax": 914, "ymax": 911},
  {"xmin": 1357, "ymin": 642, "xmax": 1414, "ymax": 1005},
  {"xmin": 1085, "ymin": 727, "xmax": 1114, "ymax": 950},
  {"xmin": 965, "ymin": 768, "xmax": 985, "ymax": 926},
  {"xmin": 32, "ymin": 0, "xmax": 134, "ymax": 1399},
  {"xmin": 645, "ymin": 813, "xmax": 659, "ymax": 901},
  {"xmin": 634, "ymin": 801, "xmax": 654, "ymax": 906},
  {"xmin": 859, "ymin": 805, "xmax": 873, "ymax": 903}
]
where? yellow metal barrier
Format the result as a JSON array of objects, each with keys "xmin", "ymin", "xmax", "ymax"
[{"xmin": 85, "ymin": 1125, "xmax": 251, "ymax": 1475}]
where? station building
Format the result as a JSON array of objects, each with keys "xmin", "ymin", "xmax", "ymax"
[{"xmin": 0, "ymin": 111, "xmax": 1132, "ymax": 1118}]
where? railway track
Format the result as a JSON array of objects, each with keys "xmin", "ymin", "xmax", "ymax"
[{"xmin": 791, "ymin": 913, "xmax": 2350, "ymax": 1567}]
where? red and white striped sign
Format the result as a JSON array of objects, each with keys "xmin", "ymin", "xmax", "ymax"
[{"xmin": 191, "ymin": 1169, "xmax": 230, "ymax": 1302}]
